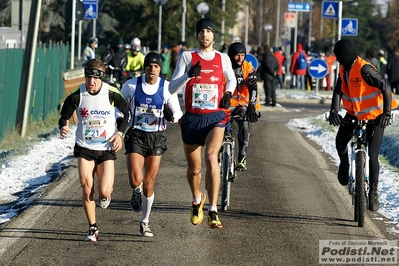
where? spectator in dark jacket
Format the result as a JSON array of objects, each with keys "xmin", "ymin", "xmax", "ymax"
[
  {"xmin": 256, "ymin": 46, "xmax": 264, "ymax": 82},
  {"xmin": 387, "ymin": 47, "xmax": 399, "ymax": 94},
  {"xmin": 364, "ymin": 48, "xmax": 379, "ymax": 69},
  {"xmin": 260, "ymin": 45, "xmax": 280, "ymax": 106}
]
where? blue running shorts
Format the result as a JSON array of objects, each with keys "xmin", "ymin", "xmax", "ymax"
[{"xmin": 179, "ymin": 111, "xmax": 229, "ymax": 146}]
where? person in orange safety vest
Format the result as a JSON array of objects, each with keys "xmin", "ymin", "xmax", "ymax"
[
  {"xmin": 227, "ymin": 42, "xmax": 261, "ymax": 171},
  {"xmin": 328, "ymin": 40, "xmax": 397, "ymax": 211}
]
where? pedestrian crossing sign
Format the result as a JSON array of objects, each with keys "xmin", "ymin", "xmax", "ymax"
[{"xmin": 322, "ymin": 1, "xmax": 339, "ymax": 18}]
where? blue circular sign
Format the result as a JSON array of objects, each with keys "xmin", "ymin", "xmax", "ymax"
[
  {"xmin": 308, "ymin": 58, "xmax": 328, "ymax": 79},
  {"xmin": 244, "ymin": 53, "xmax": 259, "ymax": 70}
]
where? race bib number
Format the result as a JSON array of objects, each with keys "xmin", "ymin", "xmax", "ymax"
[
  {"xmin": 192, "ymin": 83, "xmax": 218, "ymax": 109},
  {"xmin": 83, "ymin": 119, "xmax": 108, "ymax": 145},
  {"xmin": 134, "ymin": 106, "xmax": 161, "ymax": 132}
]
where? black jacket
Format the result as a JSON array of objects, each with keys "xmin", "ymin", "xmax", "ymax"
[
  {"xmin": 387, "ymin": 55, "xmax": 399, "ymax": 84},
  {"xmin": 260, "ymin": 52, "xmax": 279, "ymax": 81}
]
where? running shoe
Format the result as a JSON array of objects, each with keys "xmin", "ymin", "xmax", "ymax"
[
  {"xmin": 207, "ymin": 211, "xmax": 223, "ymax": 229},
  {"xmin": 99, "ymin": 196, "xmax": 111, "ymax": 209},
  {"xmin": 84, "ymin": 226, "xmax": 99, "ymax": 242},
  {"xmin": 235, "ymin": 156, "xmax": 247, "ymax": 171},
  {"xmin": 140, "ymin": 222, "xmax": 153, "ymax": 237},
  {"xmin": 130, "ymin": 190, "xmax": 142, "ymax": 212},
  {"xmin": 190, "ymin": 192, "xmax": 206, "ymax": 225}
]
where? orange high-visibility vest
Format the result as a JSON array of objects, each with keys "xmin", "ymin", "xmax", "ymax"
[
  {"xmin": 229, "ymin": 61, "xmax": 261, "ymax": 110},
  {"xmin": 339, "ymin": 56, "xmax": 397, "ymax": 120}
]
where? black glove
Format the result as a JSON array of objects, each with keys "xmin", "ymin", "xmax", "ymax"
[
  {"xmin": 376, "ymin": 112, "xmax": 391, "ymax": 128},
  {"xmin": 329, "ymin": 109, "xmax": 342, "ymax": 126},
  {"xmin": 246, "ymin": 105, "xmax": 258, "ymax": 123},
  {"xmin": 220, "ymin": 92, "xmax": 231, "ymax": 109},
  {"xmin": 188, "ymin": 61, "xmax": 201, "ymax": 77},
  {"xmin": 163, "ymin": 104, "xmax": 174, "ymax": 122}
]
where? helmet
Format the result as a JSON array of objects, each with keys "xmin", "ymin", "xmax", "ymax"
[
  {"xmin": 123, "ymin": 43, "xmax": 132, "ymax": 50},
  {"xmin": 89, "ymin": 37, "xmax": 98, "ymax": 45},
  {"xmin": 131, "ymin": 37, "xmax": 141, "ymax": 46}
]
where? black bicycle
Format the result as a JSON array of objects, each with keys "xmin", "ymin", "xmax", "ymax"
[
  {"xmin": 348, "ymin": 119, "xmax": 372, "ymax": 227},
  {"xmin": 219, "ymin": 112, "xmax": 260, "ymax": 211}
]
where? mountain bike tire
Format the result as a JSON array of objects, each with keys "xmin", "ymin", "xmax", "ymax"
[
  {"xmin": 355, "ymin": 151, "xmax": 366, "ymax": 227},
  {"xmin": 221, "ymin": 144, "xmax": 231, "ymax": 211}
]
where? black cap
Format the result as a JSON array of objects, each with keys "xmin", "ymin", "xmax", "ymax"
[
  {"xmin": 195, "ymin": 18, "xmax": 215, "ymax": 36},
  {"xmin": 228, "ymin": 42, "xmax": 246, "ymax": 57},
  {"xmin": 144, "ymin": 52, "xmax": 162, "ymax": 68}
]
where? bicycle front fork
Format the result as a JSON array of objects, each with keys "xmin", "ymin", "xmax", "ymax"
[{"xmin": 349, "ymin": 146, "xmax": 370, "ymax": 195}]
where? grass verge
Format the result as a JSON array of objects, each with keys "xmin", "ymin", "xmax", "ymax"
[{"xmin": 0, "ymin": 111, "xmax": 60, "ymax": 162}]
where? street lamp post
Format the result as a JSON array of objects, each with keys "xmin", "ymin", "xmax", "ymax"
[
  {"xmin": 221, "ymin": 0, "xmax": 226, "ymax": 46},
  {"xmin": 275, "ymin": 0, "xmax": 281, "ymax": 47},
  {"xmin": 197, "ymin": 2, "xmax": 209, "ymax": 18},
  {"xmin": 154, "ymin": 0, "xmax": 168, "ymax": 53},
  {"xmin": 264, "ymin": 24, "xmax": 273, "ymax": 45},
  {"xmin": 182, "ymin": 0, "xmax": 186, "ymax": 42},
  {"xmin": 244, "ymin": 2, "xmax": 249, "ymax": 47},
  {"xmin": 258, "ymin": 0, "xmax": 264, "ymax": 47}
]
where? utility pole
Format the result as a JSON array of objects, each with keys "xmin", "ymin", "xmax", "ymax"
[{"xmin": 17, "ymin": 0, "xmax": 41, "ymax": 137}]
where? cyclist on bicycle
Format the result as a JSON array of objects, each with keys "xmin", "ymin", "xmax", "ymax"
[
  {"xmin": 227, "ymin": 42, "xmax": 260, "ymax": 171},
  {"xmin": 328, "ymin": 40, "xmax": 397, "ymax": 211},
  {"xmin": 126, "ymin": 38, "xmax": 145, "ymax": 79}
]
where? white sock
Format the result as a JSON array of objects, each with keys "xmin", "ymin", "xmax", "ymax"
[
  {"xmin": 193, "ymin": 196, "xmax": 202, "ymax": 204},
  {"xmin": 208, "ymin": 206, "xmax": 218, "ymax": 212},
  {"xmin": 134, "ymin": 182, "xmax": 143, "ymax": 193},
  {"xmin": 141, "ymin": 193, "xmax": 154, "ymax": 223}
]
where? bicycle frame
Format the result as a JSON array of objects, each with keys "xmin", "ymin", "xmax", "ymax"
[
  {"xmin": 219, "ymin": 112, "xmax": 260, "ymax": 211},
  {"xmin": 348, "ymin": 119, "xmax": 370, "ymax": 227},
  {"xmin": 219, "ymin": 122, "xmax": 236, "ymax": 212},
  {"xmin": 349, "ymin": 122, "xmax": 370, "ymax": 194}
]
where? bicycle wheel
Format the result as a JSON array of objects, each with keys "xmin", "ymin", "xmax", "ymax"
[
  {"xmin": 355, "ymin": 151, "xmax": 366, "ymax": 227},
  {"xmin": 221, "ymin": 144, "xmax": 231, "ymax": 211}
]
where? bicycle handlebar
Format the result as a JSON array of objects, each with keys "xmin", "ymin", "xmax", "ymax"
[
  {"xmin": 230, "ymin": 112, "xmax": 261, "ymax": 121},
  {"xmin": 324, "ymin": 111, "xmax": 390, "ymax": 126}
]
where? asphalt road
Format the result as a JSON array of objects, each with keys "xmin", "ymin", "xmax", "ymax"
[{"xmin": 0, "ymin": 99, "xmax": 398, "ymax": 265}]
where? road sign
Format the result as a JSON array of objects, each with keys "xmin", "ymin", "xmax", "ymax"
[
  {"xmin": 245, "ymin": 53, "xmax": 259, "ymax": 70},
  {"xmin": 322, "ymin": 1, "xmax": 339, "ymax": 18},
  {"xmin": 284, "ymin": 12, "xmax": 296, "ymax": 28},
  {"xmin": 308, "ymin": 58, "xmax": 328, "ymax": 79},
  {"xmin": 341, "ymin": 18, "xmax": 358, "ymax": 36},
  {"xmin": 83, "ymin": 0, "xmax": 98, "ymax": 19},
  {"xmin": 62, "ymin": 0, "xmax": 85, "ymax": 22},
  {"xmin": 287, "ymin": 2, "xmax": 311, "ymax": 12}
]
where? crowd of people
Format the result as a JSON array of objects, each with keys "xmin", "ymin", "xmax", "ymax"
[{"xmin": 70, "ymin": 21, "xmax": 398, "ymax": 242}]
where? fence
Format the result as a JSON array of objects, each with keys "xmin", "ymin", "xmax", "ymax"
[{"xmin": 0, "ymin": 43, "xmax": 69, "ymax": 139}]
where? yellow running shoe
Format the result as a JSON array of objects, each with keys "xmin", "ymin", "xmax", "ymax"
[
  {"xmin": 235, "ymin": 156, "xmax": 247, "ymax": 171},
  {"xmin": 190, "ymin": 192, "xmax": 206, "ymax": 225},
  {"xmin": 208, "ymin": 211, "xmax": 223, "ymax": 229}
]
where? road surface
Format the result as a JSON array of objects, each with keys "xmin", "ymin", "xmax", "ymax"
[{"xmin": 0, "ymin": 100, "xmax": 398, "ymax": 265}]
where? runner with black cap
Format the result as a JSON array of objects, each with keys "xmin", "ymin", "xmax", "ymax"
[
  {"xmin": 121, "ymin": 52, "xmax": 182, "ymax": 236},
  {"xmin": 169, "ymin": 17, "xmax": 237, "ymax": 229}
]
